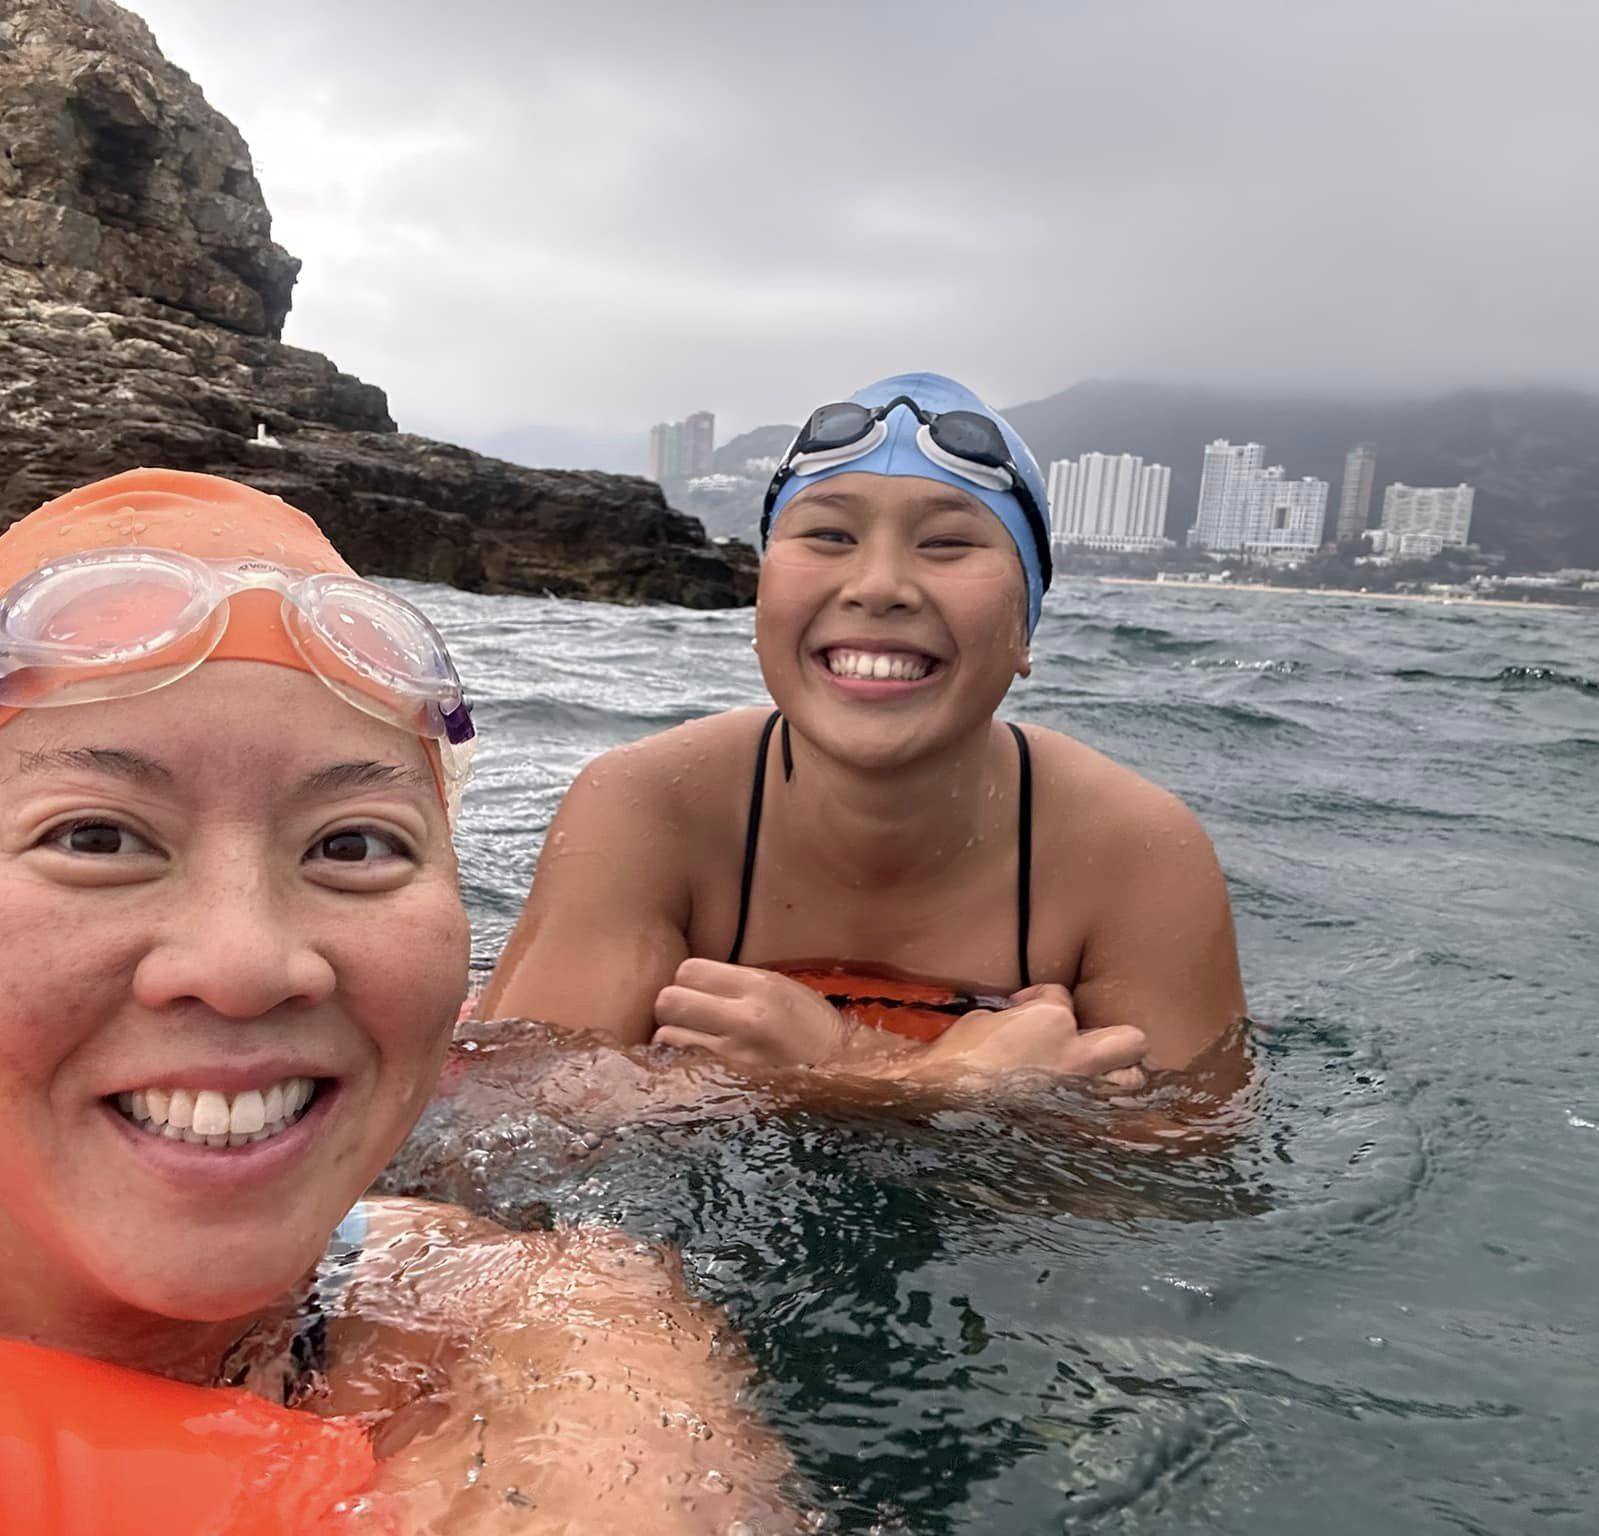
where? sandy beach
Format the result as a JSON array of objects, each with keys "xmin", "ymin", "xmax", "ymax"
[{"xmin": 1093, "ymin": 576, "xmax": 1581, "ymax": 614}]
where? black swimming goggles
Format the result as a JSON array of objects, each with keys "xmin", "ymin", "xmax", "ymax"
[{"xmin": 761, "ymin": 395, "xmax": 1053, "ymax": 585}]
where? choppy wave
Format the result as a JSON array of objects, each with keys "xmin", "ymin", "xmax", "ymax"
[
  {"xmin": 1394, "ymin": 664, "xmax": 1598, "ymax": 693},
  {"xmin": 383, "ymin": 575, "xmax": 1599, "ymax": 1535}
]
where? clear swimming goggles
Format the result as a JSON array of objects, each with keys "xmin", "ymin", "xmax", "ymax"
[
  {"xmin": 761, "ymin": 394, "xmax": 1053, "ymax": 583},
  {"xmin": 0, "ymin": 548, "xmax": 476, "ymax": 810}
]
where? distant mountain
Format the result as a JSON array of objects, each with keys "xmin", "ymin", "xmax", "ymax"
[
  {"xmin": 713, "ymin": 424, "xmax": 796, "ymax": 475},
  {"xmin": 1001, "ymin": 381, "xmax": 1599, "ymax": 568}
]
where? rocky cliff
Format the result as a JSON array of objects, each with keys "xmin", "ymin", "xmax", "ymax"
[{"xmin": 0, "ymin": 0, "xmax": 756, "ymax": 606}]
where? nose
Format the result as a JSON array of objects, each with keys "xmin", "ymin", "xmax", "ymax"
[
  {"xmin": 839, "ymin": 531, "xmax": 922, "ymax": 616},
  {"xmin": 132, "ymin": 852, "xmax": 336, "ymax": 1020}
]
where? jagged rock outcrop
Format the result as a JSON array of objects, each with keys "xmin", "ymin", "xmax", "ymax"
[{"xmin": 0, "ymin": 0, "xmax": 756, "ymax": 606}]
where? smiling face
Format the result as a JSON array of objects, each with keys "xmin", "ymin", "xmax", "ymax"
[
  {"xmin": 0, "ymin": 662, "xmax": 469, "ymax": 1339},
  {"xmin": 756, "ymin": 473, "xmax": 1031, "ymax": 769}
]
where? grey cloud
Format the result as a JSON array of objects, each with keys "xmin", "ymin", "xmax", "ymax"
[{"xmin": 129, "ymin": 0, "xmax": 1599, "ymax": 451}]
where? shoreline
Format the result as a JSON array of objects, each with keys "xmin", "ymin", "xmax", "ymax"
[{"xmin": 1092, "ymin": 576, "xmax": 1582, "ymax": 614}]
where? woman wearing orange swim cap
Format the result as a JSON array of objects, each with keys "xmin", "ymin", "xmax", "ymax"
[{"xmin": 0, "ymin": 471, "xmax": 791, "ymax": 1535}]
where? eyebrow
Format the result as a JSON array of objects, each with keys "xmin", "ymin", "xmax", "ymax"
[
  {"xmin": 292, "ymin": 760, "xmax": 433, "ymax": 798},
  {"xmin": 12, "ymin": 747, "xmax": 175, "ymax": 784},
  {"xmin": 793, "ymin": 488, "xmax": 987, "ymax": 516}
]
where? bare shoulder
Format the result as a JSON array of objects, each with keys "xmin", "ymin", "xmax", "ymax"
[
  {"xmin": 563, "ymin": 706, "xmax": 773, "ymax": 836},
  {"xmin": 1019, "ymin": 723, "xmax": 1207, "ymax": 858}
]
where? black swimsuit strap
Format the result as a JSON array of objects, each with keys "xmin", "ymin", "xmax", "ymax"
[
  {"xmin": 729, "ymin": 712, "xmax": 1035, "ymax": 989},
  {"xmin": 727, "ymin": 710, "xmax": 781, "ymax": 964},
  {"xmin": 1007, "ymin": 722, "xmax": 1034, "ymax": 990}
]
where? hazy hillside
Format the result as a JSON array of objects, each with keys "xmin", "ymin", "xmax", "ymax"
[
  {"xmin": 712, "ymin": 424, "xmax": 796, "ymax": 475},
  {"xmin": 1002, "ymin": 382, "xmax": 1599, "ymax": 568}
]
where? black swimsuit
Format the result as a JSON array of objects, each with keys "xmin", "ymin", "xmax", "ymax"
[{"xmin": 725, "ymin": 710, "xmax": 1035, "ymax": 989}]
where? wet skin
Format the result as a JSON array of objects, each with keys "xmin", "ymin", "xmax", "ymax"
[
  {"xmin": 0, "ymin": 661, "xmax": 468, "ymax": 1373},
  {"xmin": 483, "ymin": 474, "xmax": 1248, "ymax": 1102},
  {"xmin": 0, "ymin": 659, "xmax": 795, "ymax": 1532}
]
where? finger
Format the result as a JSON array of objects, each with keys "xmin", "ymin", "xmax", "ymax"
[
  {"xmin": 653, "ymin": 984, "xmax": 749, "ymax": 1037},
  {"xmin": 1095, "ymin": 1065, "xmax": 1148, "ymax": 1092},
  {"xmin": 674, "ymin": 957, "xmax": 759, "ymax": 998},
  {"xmin": 1067, "ymin": 1025, "xmax": 1148, "ymax": 1077},
  {"xmin": 651, "ymin": 1026, "xmax": 727, "ymax": 1055},
  {"xmin": 1009, "ymin": 983, "xmax": 1074, "ymax": 1009}
]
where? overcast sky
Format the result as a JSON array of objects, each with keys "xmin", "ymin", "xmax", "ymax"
[{"xmin": 130, "ymin": 0, "xmax": 1598, "ymax": 461}]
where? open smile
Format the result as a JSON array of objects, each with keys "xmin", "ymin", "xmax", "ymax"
[
  {"xmin": 816, "ymin": 645, "xmax": 944, "ymax": 689},
  {"xmin": 110, "ymin": 1076, "xmax": 320, "ymax": 1149},
  {"xmin": 99, "ymin": 1073, "xmax": 339, "ymax": 1182}
]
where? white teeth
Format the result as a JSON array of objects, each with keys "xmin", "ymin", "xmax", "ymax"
[
  {"xmin": 825, "ymin": 649, "xmax": 932, "ymax": 681},
  {"xmin": 192, "ymin": 1090, "xmax": 230, "ymax": 1137},
  {"xmin": 111, "ymin": 1076, "xmax": 317, "ymax": 1151},
  {"xmin": 229, "ymin": 1089, "xmax": 266, "ymax": 1136}
]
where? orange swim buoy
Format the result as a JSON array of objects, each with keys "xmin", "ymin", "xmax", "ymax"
[
  {"xmin": 778, "ymin": 965, "xmax": 1008, "ymax": 1044},
  {"xmin": 0, "ymin": 1339, "xmax": 378, "ymax": 1536}
]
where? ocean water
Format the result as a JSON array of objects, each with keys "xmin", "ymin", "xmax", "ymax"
[{"xmin": 386, "ymin": 577, "xmax": 1598, "ymax": 1534}]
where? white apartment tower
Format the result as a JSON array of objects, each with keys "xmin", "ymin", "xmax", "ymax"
[
  {"xmin": 1187, "ymin": 440, "xmax": 1266, "ymax": 551},
  {"xmin": 1380, "ymin": 483, "xmax": 1475, "ymax": 548},
  {"xmin": 1046, "ymin": 453, "xmax": 1173, "ymax": 552},
  {"xmin": 1241, "ymin": 470, "xmax": 1330, "ymax": 554},
  {"xmin": 1335, "ymin": 443, "xmax": 1377, "ymax": 543}
]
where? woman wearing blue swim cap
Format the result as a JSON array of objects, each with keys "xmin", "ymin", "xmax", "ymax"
[{"xmin": 484, "ymin": 374, "xmax": 1247, "ymax": 1102}]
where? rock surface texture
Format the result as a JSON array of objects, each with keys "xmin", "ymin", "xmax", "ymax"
[{"xmin": 0, "ymin": 0, "xmax": 756, "ymax": 606}]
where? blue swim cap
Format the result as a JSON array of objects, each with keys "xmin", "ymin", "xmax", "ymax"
[{"xmin": 765, "ymin": 372, "xmax": 1050, "ymax": 635}]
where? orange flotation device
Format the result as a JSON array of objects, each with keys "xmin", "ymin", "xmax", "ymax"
[
  {"xmin": 0, "ymin": 1339, "xmax": 378, "ymax": 1536},
  {"xmin": 778, "ymin": 965, "xmax": 1010, "ymax": 1044}
]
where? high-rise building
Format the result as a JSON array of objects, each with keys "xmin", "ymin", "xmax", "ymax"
[
  {"xmin": 647, "ymin": 411, "xmax": 716, "ymax": 482},
  {"xmin": 647, "ymin": 423, "xmax": 678, "ymax": 482},
  {"xmin": 1380, "ymin": 483, "xmax": 1475, "ymax": 547},
  {"xmin": 683, "ymin": 412, "xmax": 716, "ymax": 478},
  {"xmin": 1046, "ymin": 453, "xmax": 1173, "ymax": 552},
  {"xmin": 1241, "ymin": 471, "xmax": 1329, "ymax": 554},
  {"xmin": 1335, "ymin": 443, "xmax": 1377, "ymax": 542},
  {"xmin": 1187, "ymin": 440, "xmax": 1265, "ymax": 551},
  {"xmin": 1187, "ymin": 439, "xmax": 1326, "ymax": 554}
]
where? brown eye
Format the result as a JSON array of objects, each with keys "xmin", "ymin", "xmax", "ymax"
[
  {"xmin": 68, "ymin": 823, "xmax": 127, "ymax": 855},
  {"xmin": 50, "ymin": 821, "xmax": 153, "ymax": 856},
  {"xmin": 311, "ymin": 829, "xmax": 407, "ymax": 864}
]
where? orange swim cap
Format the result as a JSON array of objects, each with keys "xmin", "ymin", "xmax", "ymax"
[{"xmin": 0, "ymin": 469, "xmax": 450, "ymax": 809}]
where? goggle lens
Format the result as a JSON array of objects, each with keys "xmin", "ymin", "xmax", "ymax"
[
  {"xmin": 930, "ymin": 411, "xmax": 1007, "ymax": 467},
  {"xmin": 802, "ymin": 402, "xmax": 876, "ymax": 451}
]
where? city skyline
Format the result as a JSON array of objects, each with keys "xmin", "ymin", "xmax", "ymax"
[{"xmin": 1047, "ymin": 453, "xmax": 1173, "ymax": 553}]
